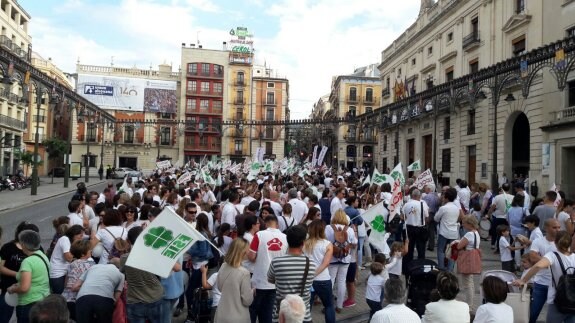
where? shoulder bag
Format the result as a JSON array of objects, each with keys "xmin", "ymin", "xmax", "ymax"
[{"xmin": 456, "ymin": 231, "xmax": 482, "ymax": 274}]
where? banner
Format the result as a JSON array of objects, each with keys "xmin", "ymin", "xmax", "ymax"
[
  {"xmin": 312, "ymin": 145, "xmax": 318, "ymax": 168},
  {"xmin": 412, "ymin": 169, "xmax": 434, "ymax": 190},
  {"xmin": 177, "ymin": 172, "xmax": 192, "ymax": 185},
  {"xmin": 407, "ymin": 160, "xmax": 421, "ymax": 172},
  {"xmin": 317, "ymin": 146, "xmax": 328, "ymax": 167},
  {"xmin": 362, "ymin": 174, "xmax": 371, "ymax": 186},
  {"xmin": 372, "ymin": 168, "xmax": 394, "ymax": 186},
  {"xmin": 389, "ymin": 179, "xmax": 404, "ymax": 218},
  {"xmin": 125, "ymin": 208, "xmax": 206, "ymax": 278},
  {"xmin": 257, "ymin": 147, "xmax": 265, "ymax": 163},
  {"xmin": 156, "ymin": 160, "xmax": 172, "ymax": 170},
  {"xmin": 358, "ymin": 202, "xmax": 391, "ymax": 254},
  {"xmin": 389, "ymin": 163, "xmax": 405, "ymax": 186}
]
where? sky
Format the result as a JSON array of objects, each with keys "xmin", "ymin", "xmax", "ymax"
[{"xmin": 20, "ymin": 0, "xmax": 420, "ymax": 119}]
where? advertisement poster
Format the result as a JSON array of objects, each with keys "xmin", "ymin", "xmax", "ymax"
[
  {"xmin": 77, "ymin": 74, "xmax": 177, "ymax": 113},
  {"xmin": 70, "ymin": 162, "xmax": 81, "ymax": 179}
]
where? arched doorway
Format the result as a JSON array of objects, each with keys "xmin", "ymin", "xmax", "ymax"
[{"xmin": 504, "ymin": 112, "xmax": 530, "ymax": 184}]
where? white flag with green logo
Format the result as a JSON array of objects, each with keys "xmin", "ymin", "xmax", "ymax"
[
  {"xmin": 264, "ymin": 160, "xmax": 273, "ymax": 173},
  {"xmin": 390, "ymin": 163, "xmax": 405, "ymax": 186},
  {"xmin": 371, "ymin": 168, "xmax": 394, "ymax": 186},
  {"xmin": 407, "ymin": 160, "xmax": 421, "ymax": 172},
  {"xmin": 250, "ymin": 162, "xmax": 261, "ymax": 175},
  {"xmin": 125, "ymin": 207, "xmax": 207, "ymax": 278},
  {"xmin": 358, "ymin": 202, "xmax": 391, "ymax": 254}
]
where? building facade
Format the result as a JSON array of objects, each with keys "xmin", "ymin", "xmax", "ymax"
[
  {"xmin": 369, "ymin": 0, "xmax": 575, "ymax": 196},
  {"xmin": 329, "ymin": 65, "xmax": 381, "ymax": 171},
  {"xmin": 0, "ymin": 0, "xmax": 30, "ymax": 176},
  {"xmin": 76, "ymin": 63, "xmax": 180, "ymax": 173}
]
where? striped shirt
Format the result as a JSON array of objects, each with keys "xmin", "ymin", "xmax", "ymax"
[{"xmin": 267, "ymin": 254, "xmax": 316, "ymax": 322}]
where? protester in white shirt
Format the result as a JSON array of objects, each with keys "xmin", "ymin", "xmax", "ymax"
[
  {"xmin": 287, "ymin": 188, "xmax": 309, "ymax": 224},
  {"xmin": 330, "ymin": 187, "xmax": 346, "ymax": 220},
  {"xmin": 370, "ymin": 278, "xmax": 421, "ymax": 323}
]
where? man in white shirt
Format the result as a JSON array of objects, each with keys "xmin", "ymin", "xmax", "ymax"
[
  {"xmin": 403, "ymin": 189, "xmax": 429, "ymax": 263},
  {"xmin": 434, "ymin": 187, "xmax": 462, "ymax": 271},
  {"xmin": 268, "ymin": 190, "xmax": 284, "ymax": 218},
  {"xmin": 371, "ymin": 278, "xmax": 421, "ymax": 323},
  {"xmin": 330, "ymin": 187, "xmax": 346, "ymax": 220},
  {"xmin": 85, "ymin": 191, "xmax": 99, "ymax": 220},
  {"xmin": 457, "ymin": 180, "xmax": 471, "ymax": 213},
  {"xmin": 202, "ymin": 184, "xmax": 217, "ymax": 206},
  {"xmin": 488, "ymin": 183, "xmax": 514, "ymax": 251},
  {"xmin": 527, "ymin": 218, "xmax": 560, "ymax": 323},
  {"xmin": 514, "ymin": 182, "xmax": 531, "ymax": 216},
  {"xmin": 287, "ymin": 189, "xmax": 308, "ymax": 224},
  {"xmin": 221, "ymin": 191, "xmax": 241, "ymax": 229},
  {"xmin": 67, "ymin": 200, "xmax": 88, "ymax": 229}
]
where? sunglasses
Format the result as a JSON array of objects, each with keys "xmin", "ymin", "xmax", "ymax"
[
  {"xmin": 187, "ymin": 210, "xmax": 197, "ymax": 214},
  {"xmin": 127, "ymin": 210, "xmax": 136, "ymax": 213}
]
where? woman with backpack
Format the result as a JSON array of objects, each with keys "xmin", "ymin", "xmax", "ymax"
[
  {"xmin": 515, "ymin": 231, "xmax": 575, "ymax": 322},
  {"xmin": 325, "ymin": 209, "xmax": 357, "ymax": 312},
  {"xmin": 278, "ymin": 203, "xmax": 296, "ymax": 233},
  {"xmin": 90, "ymin": 209, "xmax": 128, "ymax": 265}
]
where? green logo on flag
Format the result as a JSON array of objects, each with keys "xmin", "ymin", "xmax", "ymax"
[
  {"xmin": 144, "ymin": 227, "xmax": 174, "ymax": 249},
  {"xmin": 371, "ymin": 215, "xmax": 386, "ymax": 233}
]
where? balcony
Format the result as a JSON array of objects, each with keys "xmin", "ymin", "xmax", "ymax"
[
  {"xmin": 0, "ymin": 35, "xmax": 29, "ymax": 61},
  {"xmin": 462, "ymin": 31, "xmax": 480, "ymax": 51},
  {"xmin": 0, "ymin": 90, "xmax": 25, "ymax": 106},
  {"xmin": 363, "ymin": 96, "xmax": 377, "ymax": 104},
  {"xmin": 382, "ymin": 88, "xmax": 391, "ymax": 97},
  {"xmin": 77, "ymin": 135, "xmax": 98, "ymax": 143},
  {"xmin": 32, "ymin": 115, "xmax": 46, "ymax": 123},
  {"xmin": 229, "ymin": 147, "xmax": 247, "ymax": 156},
  {"xmin": 234, "ymin": 98, "xmax": 246, "ymax": 105},
  {"xmin": 543, "ymin": 106, "xmax": 575, "ymax": 131},
  {"xmin": 185, "ymin": 89, "xmax": 223, "ymax": 97},
  {"xmin": 0, "ymin": 114, "xmax": 26, "ymax": 131},
  {"xmin": 231, "ymin": 128, "xmax": 245, "ymax": 138},
  {"xmin": 264, "ymin": 99, "xmax": 276, "ymax": 106},
  {"xmin": 235, "ymin": 79, "xmax": 246, "ymax": 87},
  {"xmin": 186, "ymin": 107, "xmax": 223, "ymax": 116},
  {"xmin": 346, "ymin": 96, "xmax": 359, "ymax": 104},
  {"xmin": 186, "ymin": 71, "xmax": 224, "ymax": 79}
]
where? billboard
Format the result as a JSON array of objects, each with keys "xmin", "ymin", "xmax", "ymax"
[{"xmin": 77, "ymin": 74, "xmax": 177, "ymax": 113}]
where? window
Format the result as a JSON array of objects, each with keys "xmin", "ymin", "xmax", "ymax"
[
  {"xmin": 187, "ymin": 80, "xmax": 197, "ymax": 93},
  {"xmin": 411, "ymin": 58, "xmax": 416, "ymax": 65},
  {"xmin": 467, "ymin": 110, "xmax": 476, "ymax": 135},
  {"xmin": 397, "ymin": 68, "xmax": 402, "ymax": 77},
  {"xmin": 382, "ymin": 158, "xmax": 388, "ymax": 171},
  {"xmin": 447, "ymin": 32, "xmax": 453, "ymax": 42},
  {"xmin": 200, "ymin": 99, "xmax": 209, "ymax": 111},
  {"xmin": 236, "ymin": 91, "xmax": 244, "ymax": 103},
  {"xmin": 266, "ymin": 92, "xmax": 275, "ymax": 104},
  {"xmin": 383, "ymin": 135, "xmax": 387, "ymax": 152},
  {"xmin": 385, "ymin": 77, "xmax": 390, "ymax": 91},
  {"xmin": 265, "ymin": 142, "xmax": 273, "ymax": 155},
  {"xmin": 212, "ymin": 100, "xmax": 222, "ymax": 112},
  {"xmin": 365, "ymin": 107, "xmax": 372, "ymax": 113},
  {"xmin": 266, "ymin": 108, "xmax": 274, "ymax": 120},
  {"xmin": 234, "ymin": 140, "xmax": 243, "ymax": 153},
  {"xmin": 469, "ymin": 59, "xmax": 479, "ymax": 73},
  {"xmin": 185, "ymin": 136, "xmax": 194, "ymax": 145},
  {"xmin": 237, "ymin": 71, "xmax": 244, "ymax": 85},
  {"xmin": 124, "ymin": 125, "xmax": 134, "ymax": 144},
  {"xmin": 349, "ymin": 106, "xmax": 356, "ymax": 117},
  {"xmin": 236, "ymin": 108, "xmax": 244, "ymax": 120},
  {"xmin": 212, "ymin": 137, "xmax": 221, "ymax": 149},
  {"xmin": 265, "ymin": 126, "xmax": 273, "ymax": 139},
  {"xmin": 212, "ymin": 119, "xmax": 221, "ymax": 133},
  {"xmin": 568, "ymin": 80, "xmax": 575, "ymax": 107},
  {"xmin": 186, "ymin": 98, "xmax": 196, "ymax": 111},
  {"xmin": 428, "ymin": 46, "xmax": 433, "ymax": 55},
  {"xmin": 160, "ymin": 112, "xmax": 171, "ymax": 119},
  {"xmin": 512, "ymin": 36, "xmax": 526, "ymax": 56},
  {"xmin": 441, "ymin": 148, "xmax": 451, "ymax": 172},
  {"xmin": 516, "ymin": 0, "xmax": 525, "ymax": 13},
  {"xmin": 199, "ymin": 136, "xmax": 208, "ymax": 148},
  {"xmin": 201, "ymin": 82, "xmax": 210, "ymax": 94},
  {"xmin": 160, "ymin": 127, "xmax": 171, "ymax": 145},
  {"xmin": 267, "ymin": 82, "xmax": 275, "ymax": 88},
  {"xmin": 444, "ymin": 117, "xmax": 451, "ymax": 140},
  {"xmin": 366, "ymin": 88, "xmax": 373, "ymax": 102},
  {"xmin": 445, "ymin": 67, "xmax": 454, "ymax": 82},
  {"xmin": 214, "ymin": 65, "xmax": 223, "ymax": 77},
  {"xmin": 471, "ymin": 17, "xmax": 479, "ymax": 36},
  {"xmin": 393, "ymin": 156, "xmax": 399, "ymax": 167},
  {"xmin": 568, "ymin": 26, "xmax": 575, "ymax": 38},
  {"xmin": 213, "ymin": 83, "xmax": 222, "ymax": 94},
  {"xmin": 202, "ymin": 63, "xmax": 210, "ymax": 76},
  {"xmin": 349, "ymin": 87, "xmax": 357, "ymax": 100},
  {"xmin": 199, "ymin": 118, "xmax": 208, "ymax": 130},
  {"xmin": 188, "ymin": 63, "xmax": 197, "ymax": 75}
]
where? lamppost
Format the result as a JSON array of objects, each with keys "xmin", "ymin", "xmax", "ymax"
[
  {"xmin": 99, "ymin": 119, "xmax": 106, "ymax": 180},
  {"xmin": 30, "ymin": 82, "xmax": 50, "ymax": 195},
  {"xmin": 79, "ymin": 108, "xmax": 96, "ymax": 183}
]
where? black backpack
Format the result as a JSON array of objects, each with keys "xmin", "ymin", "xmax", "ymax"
[
  {"xmin": 384, "ymin": 203, "xmax": 401, "ymax": 234},
  {"xmin": 551, "ymin": 252, "xmax": 575, "ymax": 314}
]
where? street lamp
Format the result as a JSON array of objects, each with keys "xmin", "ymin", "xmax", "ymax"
[{"xmin": 30, "ymin": 82, "xmax": 48, "ymax": 195}]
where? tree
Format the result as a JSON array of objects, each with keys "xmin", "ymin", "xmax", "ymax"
[
  {"xmin": 15, "ymin": 150, "xmax": 42, "ymax": 177},
  {"xmin": 42, "ymin": 138, "xmax": 68, "ymax": 163}
]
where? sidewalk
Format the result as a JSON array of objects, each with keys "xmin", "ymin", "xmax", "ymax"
[{"xmin": 0, "ymin": 175, "xmax": 107, "ymax": 213}]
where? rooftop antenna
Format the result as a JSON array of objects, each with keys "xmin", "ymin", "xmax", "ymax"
[
  {"xmin": 197, "ymin": 30, "xmax": 201, "ymax": 45},
  {"xmin": 111, "ymin": 56, "xmax": 114, "ymax": 67}
]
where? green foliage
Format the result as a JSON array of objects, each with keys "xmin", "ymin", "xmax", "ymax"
[
  {"xmin": 42, "ymin": 138, "xmax": 67, "ymax": 160},
  {"xmin": 16, "ymin": 150, "xmax": 42, "ymax": 177}
]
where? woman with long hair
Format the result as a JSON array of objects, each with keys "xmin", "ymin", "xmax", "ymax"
[
  {"xmin": 302, "ymin": 207, "xmax": 321, "ymax": 226},
  {"xmin": 304, "ymin": 219, "xmax": 335, "ymax": 323},
  {"xmin": 516, "ymin": 231, "xmax": 575, "ymax": 322},
  {"xmin": 214, "ymin": 238, "xmax": 253, "ymax": 323},
  {"xmin": 456, "ymin": 215, "xmax": 481, "ymax": 312},
  {"xmin": 49, "ymin": 224, "xmax": 85, "ymax": 294},
  {"xmin": 241, "ymin": 215, "xmax": 259, "ymax": 274},
  {"xmin": 214, "ymin": 223, "xmax": 233, "ymax": 255}
]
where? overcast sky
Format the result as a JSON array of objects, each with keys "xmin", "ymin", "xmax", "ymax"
[{"xmin": 20, "ymin": 0, "xmax": 420, "ymax": 119}]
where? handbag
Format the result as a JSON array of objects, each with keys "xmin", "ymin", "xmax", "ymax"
[
  {"xmin": 505, "ymin": 284, "xmax": 530, "ymax": 323},
  {"xmin": 457, "ymin": 232, "xmax": 482, "ymax": 274},
  {"xmin": 112, "ymin": 281, "xmax": 128, "ymax": 323}
]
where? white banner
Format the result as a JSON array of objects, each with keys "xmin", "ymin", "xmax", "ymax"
[
  {"xmin": 317, "ymin": 146, "xmax": 328, "ymax": 167},
  {"xmin": 156, "ymin": 160, "xmax": 172, "ymax": 170},
  {"xmin": 257, "ymin": 147, "xmax": 265, "ymax": 162},
  {"xmin": 389, "ymin": 179, "xmax": 404, "ymax": 218},
  {"xmin": 413, "ymin": 169, "xmax": 434, "ymax": 190},
  {"xmin": 125, "ymin": 208, "xmax": 206, "ymax": 278},
  {"xmin": 312, "ymin": 145, "xmax": 318, "ymax": 168},
  {"xmin": 177, "ymin": 172, "xmax": 192, "ymax": 185}
]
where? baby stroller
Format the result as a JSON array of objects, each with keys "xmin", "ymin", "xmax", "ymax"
[
  {"xmin": 191, "ymin": 287, "xmax": 213, "ymax": 323},
  {"xmin": 480, "ymin": 270, "xmax": 528, "ymax": 323},
  {"xmin": 406, "ymin": 259, "xmax": 439, "ymax": 316}
]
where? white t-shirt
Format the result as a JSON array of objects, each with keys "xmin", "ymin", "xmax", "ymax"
[
  {"xmin": 95, "ymin": 226, "xmax": 128, "ymax": 264},
  {"xmin": 402, "ymin": 200, "xmax": 429, "ymax": 227},
  {"xmin": 221, "ymin": 202, "xmax": 240, "ymax": 228},
  {"xmin": 463, "ymin": 231, "xmax": 480, "ymax": 251},
  {"xmin": 304, "ymin": 239, "xmax": 331, "ymax": 281},
  {"xmin": 473, "ymin": 302, "xmax": 514, "ymax": 323},
  {"xmin": 241, "ymin": 232, "xmax": 255, "ymax": 273},
  {"xmin": 49, "ymin": 236, "xmax": 71, "ymax": 278},
  {"xmin": 330, "ymin": 197, "xmax": 345, "ymax": 219},
  {"xmin": 544, "ymin": 251, "xmax": 575, "ymax": 304},
  {"xmin": 499, "ymin": 237, "xmax": 513, "ymax": 262},
  {"xmin": 530, "ymin": 237, "xmax": 557, "ymax": 286},
  {"xmin": 366, "ymin": 274, "xmax": 386, "ymax": 302},
  {"xmin": 435, "ymin": 202, "xmax": 461, "ymax": 240},
  {"xmin": 202, "ymin": 190, "xmax": 217, "ymax": 205},
  {"xmin": 387, "ymin": 252, "xmax": 402, "ymax": 276},
  {"xmin": 525, "ymin": 227, "xmax": 543, "ymax": 253},
  {"xmin": 214, "ymin": 236, "xmax": 233, "ymax": 255},
  {"xmin": 68, "ymin": 212, "xmax": 84, "ymax": 227},
  {"xmin": 278, "ymin": 215, "xmax": 296, "ymax": 233},
  {"xmin": 289, "ymin": 199, "xmax": 309, "ymax": 224},
  {"xmin": 557, "ymin": 211, "xmax": 570, "ymax": 231},
  {"xmin": 207, "ymin": 273, "xmax": 221, "ymax": 307},
  {"xmin": 240, "ymin": 196, "xmax": 256, "ymax": 206},
  {"xmin": 85, "ymin": 205, "xmax": 96, "ymax": 220},
  {"xmin": 492, "ymin": 193, "xmax": 513, "ymax": 218}
]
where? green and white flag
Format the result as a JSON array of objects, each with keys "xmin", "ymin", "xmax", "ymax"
[
  {"xmin": 125, "ymin": 207, "xmax": 209, "ymax": 278},
  {"xmin": 201, "ymin": 168, "xmax": 215, "ymax": 186},
  {"xmin": 264, "ymin": 160, "xmax": 273, "ymax": 173},
  {"xmin": 362, "ymin": 174, "xmax": 371, "ymax": 186},
  {"xmin": 407, "ymin": 160, "xmax": 421, "ymax": 172},
  {"xmin": 390, "ymin": 163, "xmax": 405, "ymax": 186},
  {"xmin": 250, "ymin": 162, "xmax": 261, "ymax": 175},
  {"xmin": 358, "ymin": 202, "xmax": 391, "ymax": 254},
  {"xmin": 372, "ymin": 168, "xmax": 394, "ymax": 186}
]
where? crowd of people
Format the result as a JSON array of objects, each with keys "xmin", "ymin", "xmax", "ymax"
[{"xmin": 0, "ymin": 165, "xmax": 574, "ymax": 323}]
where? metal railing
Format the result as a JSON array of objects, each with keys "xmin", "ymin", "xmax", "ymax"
[
  {"xmin": 462, "ymin": 31, "xmax": 480, "ymax": 49},
  {"xmin": 32, "ymin": 115, "xmax": 46, "ymax": 123},
  {"xmin": 0, "ymin": 114, "xmax": 26, "ymax": 130}
]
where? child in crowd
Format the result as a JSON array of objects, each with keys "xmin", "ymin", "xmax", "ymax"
[
  {"xmin": 519, "ymin": 253, "xmax": 534, "ymax": 284},
  {"xmin": 365, "ymin": 262, "xmax": 386, "ymax": 320},
  {"xmin": 497, "ymin": 225, "xmax": 524, "ymax": 272},
  {"xmin": 387, "ymin": 241, "xmax": 408, "ymax": 279},
  {"xmin": 62, "ymin": 240, "xmax": 96, "ymax": 320},
  {"xmin": 200, "ymin": 264, "xmax": 220, "ymax": 322},
  {"xmin": 344, "ymin": 242, "xmax": 358, "ymax": 308},
  {"xmin": 471, "ymin": 203, "xmax": 482, "ymax": 222}
]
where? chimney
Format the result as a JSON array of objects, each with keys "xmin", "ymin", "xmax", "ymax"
[
  {"xmin": 223, "ymin": 41, "xmax": 227, "ymax": 51},
  {"xmin": 181, "ymin": 42, "xmax": 185, "ymax": 47},
  {"xmin": 419, "ymin": 0, "xmax": 433, "ymax": 16},
  {"xmin": 199, "ymin": 45, "xmax": 203, "ymax": 49},
  {"xmin": 191, "ymin": 44, "xmax": 196, "ymax": 48}
]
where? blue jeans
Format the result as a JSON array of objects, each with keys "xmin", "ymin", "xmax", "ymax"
[
  {"xmin": 0, "ymin": 291, "xmax": 14, "ymax": 323},
  {"xmin": 126, "ymin": 299, "xmax": 164, "ymax": 323},
  {"xmin": 310, "ymin": 280, "xmax": 335, "ymax": 323},
  {"xmin": 161, "ymin": 298, "xmax": 178, "ymax": 323},
  {"xmin": 529, "ymin": 282, "xmax": 548, "ymax": 323},
  {"xmin": 437, "ymin": 234, "xmax": 454, "ymax": 271},
  {"xmin": 547, "ymin": 303, "xmax": 575, "ymax": 323},
  {"xmin": 49, "ymin": 276, "xmax": 66, "ymax": 294},
  {"xmin": 366, "ymin": 298, "xmax": 382, "ymax": 320},
  {"xmin": 357, "ymin": 237, "xmax": 365, "ymax": 266},
  {"xmin": 250, "ymin": 289, "xmax": 275, "ymax": 323}
]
